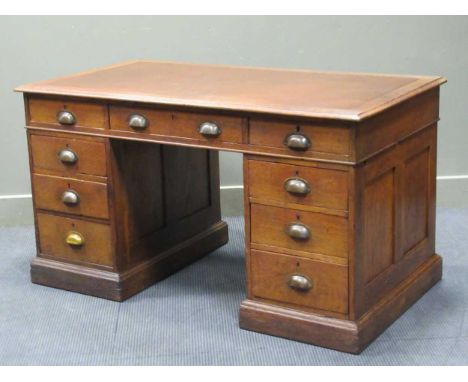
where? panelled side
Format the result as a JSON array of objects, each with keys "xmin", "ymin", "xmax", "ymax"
[{"xmin": 354, "ymin": 125, "xmax": 437, "ymax": 318}]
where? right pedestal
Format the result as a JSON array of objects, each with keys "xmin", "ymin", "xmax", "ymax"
[{"xmin": 241, "ymin": 117, "xmax": 440, "ymax": 353}]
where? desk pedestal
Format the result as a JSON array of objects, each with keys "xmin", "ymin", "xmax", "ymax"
[{"xmin": 29, "ymin": 133, "xmax": 228, "ymax": 301}]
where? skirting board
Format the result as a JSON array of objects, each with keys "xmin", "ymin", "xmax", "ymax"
[
  {"xmin": 1, "ymin": 178, "xmax": 467, "ymax": 225},
  {"xmin": 0, "ymin": 197, "xmax": 34, "ymax": 227}
]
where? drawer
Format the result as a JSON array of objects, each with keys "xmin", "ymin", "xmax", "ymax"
[
  {"xmin": 249, "ymin": 119, "xmax": 350, "ymax": 159},
  {"xmin": 250, "ymin": 203, "xmax": 348, "ymax": 259},
  {"xmin": 32, "ymin": 174, "xmax": 109, "ymax": 220},
  {"xmin": 36, "ymin": 212, "xmax": 113, "ymax": 267},
  {"xmin": 109, "ymin": 105, "xmax": 244, "ymax": 144},
  {"xmin": 28, "ymin": 97, "xmax": 107, "ymax": 129},
  {"xmin": 248, "ymin": 159, "xmax": 348, "ymax": 211},
  {"xmin": 250, "ymin": 250, "xmax": 348, "ymax": 314},
  {"xmin": 30, "ymin": 134, "xmax": 107, "ymax": 177}
]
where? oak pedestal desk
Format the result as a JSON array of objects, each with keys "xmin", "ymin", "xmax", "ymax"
[{"xmin": 16, "ymin": 61, "xmax": 446, "ymax": 354}]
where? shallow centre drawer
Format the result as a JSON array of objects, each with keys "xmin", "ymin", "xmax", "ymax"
[
  {"xmin": 109, "ymin": 105, "xmax": 244, "ymax": 144},
  {"xmin": 250, "ymin": 250, "xmax": 348, "ymax": 314},
  {"xmin": 250, "ymin": 203, "xmax": 348, "ymax": 259},
  {"xmin": 30, "ymin": 133, "xmax": 107, "ymax": 177},
  {"xmin": 32, "ymin": 174, "xmax": 109, "ymax": 220},
  {"xmin": 248, "ymin": 159, "xmax": 348, "ymax": 211},
  {"xmin": 36, "ymin": 212, "xmax": 113, "ymax": 267}
]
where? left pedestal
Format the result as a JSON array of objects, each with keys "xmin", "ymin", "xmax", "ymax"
[{"xmin": 27, "ymin": 129, "xmax": 228, "ymax": 301}]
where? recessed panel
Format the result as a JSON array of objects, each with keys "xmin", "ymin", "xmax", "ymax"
[
  {"xmin": 363, "ymin": 169, "xmax": 395, "ymax": 283},
  {"xmin": 402, "ymin": 149, "xmax": 430, "ymax": 253}
]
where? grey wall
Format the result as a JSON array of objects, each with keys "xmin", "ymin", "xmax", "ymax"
[{"xmin": 1, "ymin": 16, "xmax": 467, "ymax": 224}]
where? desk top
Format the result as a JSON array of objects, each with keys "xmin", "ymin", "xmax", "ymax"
[{"xmin": 16, "ymin": 60, "xmax": 445, "ymax": 121}]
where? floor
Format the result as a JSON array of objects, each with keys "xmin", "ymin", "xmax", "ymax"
[{"xmin": 0, "ymin": 209, "xmax": 467, "ymax": 365}]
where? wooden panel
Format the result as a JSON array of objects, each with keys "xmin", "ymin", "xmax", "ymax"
[
  {"xmin": 30, "ymin": 133, "xmax": 107, "ymax": 177},
  {"xmin": 110, "ymin": 140, "xmax": 165, "ymax": 250},
  {"xmin": 109, "ymin": 104, "xmax": 244, "ymax": 144},
  {"xmin": 109, "ymin": 140, "xmax": 223, "ymax": 270},
  {"xmin": 248, "ymin": 159, "xmax": 348, "ymax": 211},
  {"xmin": 250, "ymin": 250, "xmax": 348, "ymax": 314},
  {"xmin": 249, "ymin": 119, "xmax": 351, "ymax": 159},
  {"xmin": 250, "ymin": 203, "xmax": 348, "ymax": 259},
  {"xmin": 32, "ymin": 174, "xmax": 109, "ymax": 220},
  {"xmin": 355, "ymin": 126, "xmax": 437, "ymax": 317},
  {"xmin": 355, "ymin": 88, "xmax": 439, "ymax": 161},
  {"xmin": 362, "ymin": 169, "xmax": 395, "ymax": 283},
  {"xmin": 28, "ymin": 97, "xmax": 107, "ymax": 129},
  {"xmin": 17, "ymin": 60, "xmax": 445, "ymax": 121},
  {"xmin": 401, "ymin": 148, "xmax": 430, "ymax": 254},
  {"xmin": 36, "ymin": 212, "xmax": 113, "ymax": 267},
  {"xmin": 163, "ymin": 145, "xmax": 211, "ymax": 222}
]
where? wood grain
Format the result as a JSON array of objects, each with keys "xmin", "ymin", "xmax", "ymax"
[
  {"xmin": 248, "ymin": 158, "xmax": 348, "ymax": 211},
  {"xmin": 354, "ymin": 125, "xmax": 437, "ymax": 317},
  {"xmin": 28, "ymin": 97, "xmax": 107, "ymax": 129},
  {"xmin": 36, "ymin": 212, "xmax": 113, "ymax": 267},
  {"xmin": 251, "ymin": 249, "xmax": 348, "ymax": 314},
  {"xmin": 109, "ymin": 104, "xmax": 244, "ymax": 144},
  {"xmin": 355, "ymin": 88, "xmax": 440, "ymax": 161},
  {"xmin": 249, "ymin": 118, "xmax": 351, "ymax": 158},
  {"xmin": 362, "ymin": 169, "xmax": 395, "ymax": 283},
  {"xmin": 32, "ymin": 173, "xmax": 109, "ymax": 220},
  {"xmin": 30, "ymin": 133, "xmax": 107, "ymax": 177},
  {"xmin": 250, "ymin": 203, "xmax": 348, "ymax": 259},
  {"xmin": 108, "ymin": 140, "xmax": 224, "ymax": 270}
]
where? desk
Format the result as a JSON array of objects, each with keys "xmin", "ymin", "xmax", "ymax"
[{"xmin": 16, "ymin": 61, "xmax": 446, "ymax": 353}]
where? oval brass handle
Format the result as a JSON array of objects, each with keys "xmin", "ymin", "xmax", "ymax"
[
  {"xmin": 199, "ymin": 122, "xmax": 221, "ymax": 137},
  {"xmin": 61, "ymin": 190, "xmax": 80, "ymax": 205},
  {"xmin": 284, "ymin": 178, "xmax": 310, "ymax": 195},
  {"xmin": 284, "ymin": 133, "xmax": 311, "ymax": 151},
  {"xmin": 65, "ymin": 231, "xmax": 84, "ymax": 247},
  {"xmin": 57, "ymin": 110, "xmax": 76, "ymax": 125},
  {"xmin": 128, "ymin": 114, "xmax": 148, "ymax": 130},
  {"xmin": 287, "ymin": 274, "xmax": 313, "ymax": 292},
  {"xmin": 285, "ymin": 222, "xmax": 311, "ymax": 240},
  {"xmin": 58, "ymin": 149, "xmax": 78, "ymax": 164}
]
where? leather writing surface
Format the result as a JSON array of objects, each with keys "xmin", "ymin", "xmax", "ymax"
[{"xmin": 16, "ymin": 60, "xmax": 445, "ymax": 121}]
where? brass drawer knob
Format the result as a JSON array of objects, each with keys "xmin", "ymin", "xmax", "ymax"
[
  {"xmin": 285, "ymin": 222, "xmax": 310, "ymax": 240},
  {"xmin": 58, "ymin": 149, "xmax": 78, "ymax": 164},
  {"xmin": 287, "ymin": 274, "xmax": 312, "ymax": 292},
  {"xmin": 57, "ymin": 110, "xmax": 76, "ymax": 125},
  {"xmin": 128, "ymin": 114, "xmax": 148, "ymax": 130},
  {"xmin": 61, "ymin": 190, "xmax": 80, "ymax": 205},
  {"xmin": 65, "ymin": 231, "xmax": 84, "ymax": 247},
  {"xmin": 199, "ymin": 122, "xmax": 221, "ymax": 137},
  {"xmin": 284, "ymin": 177, "xmax": 310, "ymax": 195},
  {"xmin": 284, "ymin": 133, "xmax": 311, "ymax": 151}
]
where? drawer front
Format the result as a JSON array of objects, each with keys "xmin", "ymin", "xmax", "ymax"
[
  {"xmin": 28, "ymin": 97, "xmax": 107, "ymax": 129},
  {"xmin": 30, "ymin": 134, "xmax": 107, "ymax": 177},
  {"xmin": 32, "ymin": 174, "xmax": 109, "ymax": 220},
  {"xmin": 251, "ymin": 250, "xmax": 348, "ymax": 314},
  {"xmin": 249, "ymin": 119, "xmax": 350, "ymax": 158},
  {"xmin": 248, "ymin": 159, "xmax": 348, "ymax": 211},
  {"xmin": 37, "ymin": 212, "xmax": 113, "ymax": 267},
  {"xmin": 250, "ymin": 203, "xmax": 348, "ymax": 258},
  {"xmin": 109, "ymin": 105, "xmax": 244, "ymax": 144}
]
